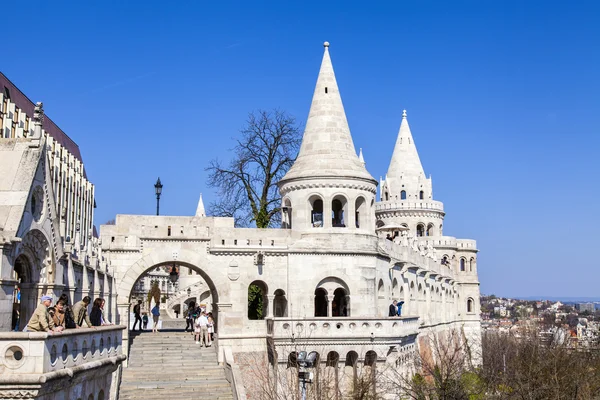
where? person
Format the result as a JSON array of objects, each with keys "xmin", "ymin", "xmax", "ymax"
[
  {"xmin": 73, "ymin": 296, "xmax": 92, "ymax": 328},
  {"xmin": 142, "ymin": 313, "xmax": 149, "ymax": 330},
  {"xmin": 99, "ymin": 298, "xmax": 112, "ymax": 325},
  {"xmin": 132, "ymin": 300, "xmax": 142, "ymax": 331},
  {"xmin": 193, "ymin": 312, "xmax": 202, "ymax": 344},
  {"xmin": 389, "ymin": 300, "xmax": 398, "ymax": 317},
  {"xmin": 207, "ymin": 312, "xmax": 215, "ymax": 343},
  {"xmin": 196, "ymin": 311, "xmax": 210, "ymax": 347},
  {"xmin": 26, "ymin": 295, "xmax": 63, "ymax": 333},
  {"xmin": 151, "ymin": 303, "xmax": 160, "ymax": 333},
  {"xmin": 50, "ymin": 299, "xmax": 67, "ymax": 329},
  {"xmin": 12, "ymin": 303, "xmax": 20, "ymax": 331},
  {"xmin": 59, "ymin": 293, "xmax": 77, "ymax": 329},
  {"xmin": 184, "ymin": 301, "xmax": 195, "ymax": 332},
  {"xmin": 90, "ymin": 298, "xmax": 103, "ymax": 326},
  {"xmin": 397, "ymin": 301, "xmax": 405, "ymax": 317}
]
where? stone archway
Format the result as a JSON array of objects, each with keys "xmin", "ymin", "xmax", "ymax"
[{"xmin": 115, "ymin": 248, "xmax": 230, "ymax": 362}]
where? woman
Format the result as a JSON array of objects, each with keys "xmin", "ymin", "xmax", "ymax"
[
  {"xmin": 207, "ymin": 312, "xmax": 215, "ymax": 342},
  {"xmin": 151, "ymin": 303, "xmax": 160, "ymax": 333},
  {"xmin": 59, "ymin": 293, "xmax": 77, "ymax": 329},
  {"xmin": 99, "ymin": 298, "xmax": 112, "ymax": 325},
  {"xmin": 89, "ymin": 298, "xmax": 103, "ymax": 327},
  {"xmin": 51, "ymin": 300, "xmax": 67, "ymax": 329}
]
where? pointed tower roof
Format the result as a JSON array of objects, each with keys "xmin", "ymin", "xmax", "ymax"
[
  {"xmin": 280, "ymin": 42, "xmax": 376, "ymax": 184},
  {"xmin": 195, "ymin": 193, "xmax": 206, "ymax": 217},
  {"xmin": 385, "ymin": 110, "xmax": 426, "ymax": 184}
]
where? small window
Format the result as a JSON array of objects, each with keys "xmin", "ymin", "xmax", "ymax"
[
  {"xmin": 467, "ymin": 298, "xmax": 474, "ymax": 313},
  {"xmin": 385, "ymin": 192, "xmax": 389, "ymax": 201},
  {"xmin": 4, "ymin": 87, "xmax": 10, "ymax": 100},
  {"xmin": 401, "ymin": 190, "xmax": 406, "ymax": 200},
  {"xmin": 325, "ymin": 87, "xmax": 328, "ymax": 93},
  {"xmin": 460, "ymin": 258, "xmax": 466, "ymax": 271},
  {"xmin": 167, "ymin": 226, "xmax": 171, "ymax": 236},
  {"xmin": 419, "ymin": 191, "xmax": 424, "ymax": 200},
  {"xmin": 416, "ymin": 224, "xmax": 424, "ymax": 237}
]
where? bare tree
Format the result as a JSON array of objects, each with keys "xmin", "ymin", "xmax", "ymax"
[{"xmin": 206, "ymin": 110, "xmax": 302, "ymax": 228}]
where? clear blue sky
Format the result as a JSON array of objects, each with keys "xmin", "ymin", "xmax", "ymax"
[{"xmin": 3, "ymin": 1, "xmax": 599, "ymax": 298}]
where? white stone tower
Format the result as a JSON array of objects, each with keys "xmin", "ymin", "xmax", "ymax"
[
  {"xmin": 378, "ymin": 110, "xmax": 445, "ymax": 237},
  {"xmin": 278, "ymin": 42, "xmax": 377, "ymax": 233}
]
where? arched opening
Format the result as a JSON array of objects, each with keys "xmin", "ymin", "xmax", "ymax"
[
  {"xmin": 467, "ymin": 298, "xmax": 474, "ymax": 313},
  {"xmin": 327, "ymin": 351, "xmax": 340, "ymax": 366},
  {"xmin": 331, "ymin": 196, "xmax": 347, "ymax": 227},
  {"xmin": 469, "ymin": 258, "xmax": 475, "ymax": 272},
  {"xmin": 314, "ymin": 288, "xmax": 328, "ymax": 317},
  {"xmin": 282, "ymin": 198, "xmax": 292, "ymax": 229},
  {"xmin": 355, "ymin": 196, "xmax": 366, "ymax": 228},
  {"xmin": 364, "ymin": 350, "xmax": 378, "ymax": 397},
  {"xmin": 441, "ymin": 255, "xmax": 449, "ymax": 267},
  {"xmin": 287, "ymin": 352, "xmax": 298, "ymax": 368},
  {"xmin": 12, "ymin": 254, "xmax": 30, "ymax": 331},
  {"xmin": 274, "ymin": 289, "xmax": 288, "ymax": 317},
  {"xmin": 460, "ymin": 258, "xmax": 466, "ymax": 272},
  {"xmin": 310, "ymin": 196, "xmax": 324, "ymax": 228},
  {"xmin": 333, "ymin": 288, "xmax": 348, "ymax": 317},
  {"xmin": 401, "ymin": 190, "xmax": 407, "ymax": 200},
  {"xmin": 344, "ymin": 351, "xmax": 359, "ymax": 395},
  {"xmin": 385, "ymin": 192, "xmax": 389, "ymax": 201},
  {"xmin": 416, "ymin": 224, "xmax": 425, "ymax": 237},
  {"xmin": 248, "ymin": 280, "xmax": 268, "ymax": 320},
  {"xmin": 98, "ymin": 391, "xmax": 105, "ymax": 400},
  {"xmin": 426, "ymin": 223, "xmax": 434, "ymax": 236},
  {"xmin": 324, "ymin": 351, "xmax": 340, "ymax": 397},
  {"xmin": 392, "ymin": 278, "xmax": 398, "ymax": 298},
  {"xmin": 439, "ymin": 224, "xmax": 443, "ymax": 235},
  {"xmin": 419, "ymin": 190, "xmax": 424, "ymax": 200}
]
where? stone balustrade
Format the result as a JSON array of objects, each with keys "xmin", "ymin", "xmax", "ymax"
[
  {"xmin": 375, "ymin": 200, "xmax": 444, "ymax": 212},
  {"xmin": 0, "ymin": 325, "xmax": 125, "ymax": 377},
  {"xmin": 267, "ymin": 316, "xmax": 419, "ymax": 343}
]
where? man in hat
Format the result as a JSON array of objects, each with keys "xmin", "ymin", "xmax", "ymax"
[{"xmin": 26, "ymin": 295, "xmax": 64, "ymax": 333}]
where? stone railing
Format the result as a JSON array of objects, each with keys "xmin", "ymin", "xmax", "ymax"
[
  {"xmin": 267, "ymin": 316, "xmax": 419, "ymax": 342},
  {"xmin": 222, "ymin": 346, "xmax": 247, "ymax": 400},
  {"xmin": 0, "ymin": 326, "xmax": 126, "ymax": 399},
  {"xmin": 0, "ymin": 325, "xmax": 125, "ymax": 376},
  {"xmin": 375, "ymin": 200, "xmax": 444, "ymax": 213}
]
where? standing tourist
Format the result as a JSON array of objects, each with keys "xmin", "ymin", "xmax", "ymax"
[
  {"xmin": 197, "ymin": 311, "xmax": 210, "ymax": 347},
  {"xmin": 185, "ymin": 301, "xmax": 195, "ymax": 332},
  {"xmin": 132, "ymin": 300, "xmax": 142, "ymax": 331},
  {"xmin": 73, "ymin": 296, "xmax": 93, "ymax": 328},
  {"xmin": 142, "ymin": 313, "xmax": 148, "ymax": 330},
  {"xmin": 99, "ymin": 298, "xmax": 112, "ymax": 325},
  {"xmin": 59, "ymin": 293, "xmax": 77, "ymax": 329},
  {"xmin": 151, "ymin": 303, "xmax": 160, "ymax": 333},
  {"xmin": 207, "ymin": 312, "xmax": 215, "ymax": 342},
  {"xmin": 90, "ymin": 298, "xmax": 103, "ymax": 326},
  {"xmin": 26, "ymin": 295, "xmax": 63, "ymax": 333},
  {"xmin": 50, "ymin": 299, "xmax": 67, "ymax": 329},
  {"xmin": 388, "ymin": 300, "xmax": 398, "ymax": 317}
]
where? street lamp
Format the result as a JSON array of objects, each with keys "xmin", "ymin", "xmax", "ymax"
[
  {"xmin": 154, "ymin": 177, "xmax": 163, "ymax": 216},
  {"xmin": 166, "ymin": 265, "xmax": 179, "ymax": 300},
  {"xmin": 297, "ymin": 351, "xmax": 318, "ymax": 400}
]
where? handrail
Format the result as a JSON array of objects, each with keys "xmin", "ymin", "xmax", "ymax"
[{"xmin": 222, "ymin": 346, "xmax": 248, "ymax": 400}]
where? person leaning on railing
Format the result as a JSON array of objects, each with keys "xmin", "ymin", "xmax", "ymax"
[
  {"xmin": 25, "ymin": 295, "xmax": 64, "ymax": 333},
  {"xmin": 73, "ymin": 296, "xmax": 93, "ymax": 328}
]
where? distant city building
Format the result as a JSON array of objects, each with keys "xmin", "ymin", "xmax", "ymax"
[{"xmin": 576, "ymin": 302, "xmax": 595, "ymax": 313}]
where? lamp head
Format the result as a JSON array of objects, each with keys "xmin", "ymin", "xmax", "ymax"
[{"xmin": 154, "ymin": 177, "xmax": 163, "ymax": 195}]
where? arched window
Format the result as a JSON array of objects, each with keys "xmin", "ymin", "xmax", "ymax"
[
  {"xmin": 439, "ymin": 224, "xmax": 443, "ymax": 235},
  {"xmin": 355, "ymin": 196, "xmax": 366, "ymax": 228},
  {"xmin": 333, "ymin": 287, "xmax": 348, "ymax": 317},
  {"xmin": 467, "ymin": 298, "xmax": 474, "ymax": 313},
  {"xmin": 282, "ymin": 198, "xmax": 292, "ymax": 229},
  {"xmin": 331, "ymin": 196, "xmax": 347, "ymax": 227},
  {"xmin": 310, "ymin": 196, "xmax": 323, "ymax": 227},
  {"xmin": 441, "ymin": 255, "xmax": 449, "ymax": 267},
  {"xmin": 314, "ymin": 288, "xmax": 328, "ymax": 317},
  {"xmin": 416, "ymin": 224, "xmax": 425, "ymax": 237},
  {"xmin": 419, "ymin": 190, "xmax": 424, "ymax": 200},
  {"xmin": 248, "ymin": 280, "xmax": 268, "ymax": 320},
  {"xmin": 326, "ymin": 351, "xmax": 339, "ymax": 367},
  {"xmin": 287, "ymin": 352, "xmax": 298, "ymax": 368},
  {"xmin": 400, "ymin": 190, "xmax": 407, "ymax": 200},
  {"xmin": 469, "ymin": 258, "xmax": 475, "ymax": 272},
  {"xmin": 274, "ymin": 289, "xmax": 288, "ymax": 317},
  {"xmin": 392, "ymin": 278, "xmax": 398, "ymax": 297},
  {"xmin": 377, "ymin": 279, "xmax": 384, "ymax": 297},
  {"xmin": 385, "ymin": 192, "xmax": 389, "ymax": 201},
  {"xmin": 426, "ymin": 223, "xmax": 434, "ymax": 236},
  {"xmin": 460, "ymin": 258, "xmax": 466, "ymax": 272}
]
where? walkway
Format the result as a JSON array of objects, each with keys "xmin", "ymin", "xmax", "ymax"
[{"xmin": 119, "ymin": 329, "xmax": 234, "ymax": 400}]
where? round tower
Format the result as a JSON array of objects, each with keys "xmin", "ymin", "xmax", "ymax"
[
  {"xmin": 376, "ymin": 110, "xmax": 445, "ymax": 237},
  {"xmin": 278, "ymin": 43, "xmax": 377, "ymax": 234}
]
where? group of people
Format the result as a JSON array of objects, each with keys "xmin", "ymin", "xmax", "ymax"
[
  {"xmin": 131, "ymin": 300, "xmax": 161, "ymax": 332},
  {"xmin": 184, "ymin": 302, "xmax": 214, "ymax": 347},
  {"xmin": 389, "ymin": 300, "xmax": 405, "ymax": 317},
  {"xmin": 25, "ymin": 295, "xmax": 112, "ymax": 333}
]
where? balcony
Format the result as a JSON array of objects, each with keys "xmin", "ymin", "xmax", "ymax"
[
  {"xmin": 266, "ymin": 316, "xmax": 419, "ymax": 345},
  {"xmin": 0, "ymin": 325, "xmax": 126, "ymax": 383}
]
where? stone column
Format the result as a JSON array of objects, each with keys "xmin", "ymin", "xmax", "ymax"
[
  {"xmin": 345, "ymin": 295, "xmax": 351, "ymax": 317},
  {"xmin": 180, "ymin": 300, "xmax": 185, "ymax": 318},
  {"xmin": 117, "ymin": 302, "xmax": 131, "ymax": 366},
  {"xmin": 327, "ymin": 294, "xmax": 334, "ymax": 317},
  {"xmin": 82, "ymin": 265, "xmax": 90, "ymax": 298},
  {"xmin": 266, "ymin": 294, "xmax": 275, "ymax": 318}
]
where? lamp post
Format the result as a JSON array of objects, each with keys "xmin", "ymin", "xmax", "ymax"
[
  {"xmin": 154, "ymin": 177, "xmax": 163, "ymax": 216},
  {"xmin": 297, "ymin": 351, "xmax": 318, "ymax": 400},
  {"xmin": 167, "ymin": 265, "xmax": 179, "ymax": 300}
]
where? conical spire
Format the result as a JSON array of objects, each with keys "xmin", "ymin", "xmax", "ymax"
[
  {"xmin": 385, "ymin": 110, "xmax": 426, "ymax": 190},
  {"xmin": 195, "ymin": 193, "xmax": 206, "ymax": 217},
  {"xmin": 280, "ymin": 42, "xmax": 375, "ymax": 184}
]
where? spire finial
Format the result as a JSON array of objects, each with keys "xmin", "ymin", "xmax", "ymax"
[
  {"xmin": 402, "ymin": 109, "xmax": 407, "ymax": 118},
  {"xmin": 323, "ymin": 41, "xmax": 330, "ymax": 48}
]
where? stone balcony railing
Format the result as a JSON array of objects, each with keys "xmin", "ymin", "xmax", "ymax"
[
  {"xmin": 0, "ymin": 325, "xmax": 126, "ymax": 378},
  {"xmin": 266, "ymin": 316, "xmax": 420, "ymax": 344},
  {"xmin": 375, "ymin": 200, "xmax": 444, "ymax": 213}
]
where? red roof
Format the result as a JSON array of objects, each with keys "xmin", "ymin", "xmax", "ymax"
[{"xmin": 0, "ymin": 72, "xmax": 86, "ymax": 177}]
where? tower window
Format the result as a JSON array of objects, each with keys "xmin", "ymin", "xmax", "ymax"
[
  {"xmin": 400, "ymin": 190, "xmax": 406, "ymax": 200},
  {"xmin": 325, "ymin": 87, "xmax": 328, "ymax": 93},
  {"xmin": 419, "ymin": 191, "xmax": 424, "ymax": 200},
  {"xmin": 416, "ymin": 224, "xmax": 424, "ymax": 237}
]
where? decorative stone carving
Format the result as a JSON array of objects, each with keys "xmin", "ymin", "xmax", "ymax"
[{"xmin": 228, "ymin": 260, "xmax": 239, "ymax": 281}]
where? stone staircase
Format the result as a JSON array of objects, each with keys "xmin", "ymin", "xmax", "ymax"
[{"xmin": 119, "ymin": 331, "xmax": 234, "ymax": 400}]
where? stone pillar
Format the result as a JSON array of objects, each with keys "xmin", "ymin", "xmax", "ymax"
[
  {"xmin": 345, "ymin": 295, "xmax": 351, "ymax": 317},
  {"xmin": 266, "ymin": 294, "xmax": 275, "ymax": 318},
  {"xmin": 82, "ymin": 265, "xmax": 90, "ymax": 298},
  {"xmin": 327, "ymin": 294, "xmax": 334, "ymax": 317},
  {"xmin": 93, "ymin": 269, "xmax": 100, "ymax": 300},
  {"xmin": 117, "ymin": 302, "xmax": 131, "ymax": 366},
  {"xmin": 180, "ymin": 300, "xmax": 185, "ymax": 318}
]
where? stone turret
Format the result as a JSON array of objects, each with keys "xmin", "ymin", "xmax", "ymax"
[
  {"xmin": 377, "ymin": 110, "xmax": 445, "ymax": 237},
  {"xmin": 278, "ymin": 42, "xmax": 377, "ymax": 233}
]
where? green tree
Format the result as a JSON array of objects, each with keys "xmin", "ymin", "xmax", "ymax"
[
  {"xmin": 206, "ymin": 109, "xmax": 302, "ymax": 228},
  {"xmin": 248, "ymin": 284, "xmax": 264, "ymax": 320}
]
